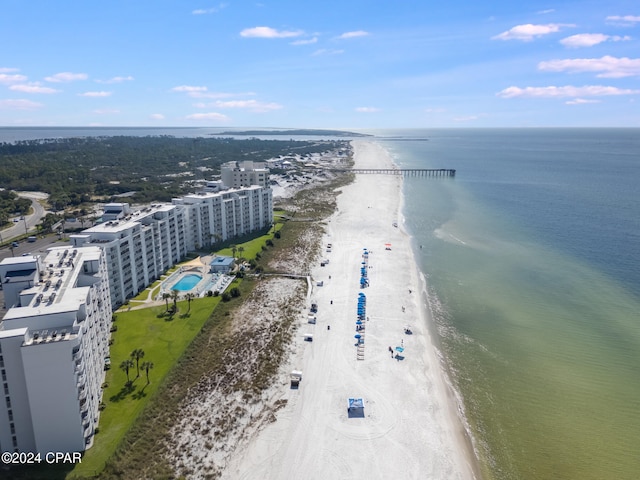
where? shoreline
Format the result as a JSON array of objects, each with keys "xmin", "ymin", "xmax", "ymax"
[
  {"xmin": 399, "ymin": 175, "xmax": 483, "ymax": 480},
  {"xmin": 223, "ymin": 139, "xmax": 479, "ymax": 479}
]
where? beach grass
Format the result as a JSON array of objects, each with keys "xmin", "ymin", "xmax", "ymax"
[
  {"xmin": 67, "ymin": 294, "xmax": 223, "ymax": 478},
  {"xmin": 89, "ymin": 278, "xmax": 257, "ymax": 478}
]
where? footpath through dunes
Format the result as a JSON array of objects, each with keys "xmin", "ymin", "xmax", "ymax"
[{"xmin": 223, "ymin": 140, "xmax": 479, "ymax": 480}]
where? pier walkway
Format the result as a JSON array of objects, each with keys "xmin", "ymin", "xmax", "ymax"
[{"xmin": 332, "ymin": 168, "xmax": 455, "ymax": 177}]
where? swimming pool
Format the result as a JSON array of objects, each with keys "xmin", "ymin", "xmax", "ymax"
[{"xmin": 172, "ymin": 274, "xmax": 202, "ymax": 291}]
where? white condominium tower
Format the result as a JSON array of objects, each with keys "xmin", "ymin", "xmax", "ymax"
[
  {"xmin": 0, "ymin": 246, "xmax": 112, "ymax": 454},
  {"xmin": 221, "ymin": 161, "xmax": 269, "ymax": 188},
  {"xmin": 71, "ymin": 185, "xmax": 273, "ymax": 309}
]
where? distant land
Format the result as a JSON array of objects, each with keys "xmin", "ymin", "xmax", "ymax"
[{"xmin": 215, "ymin": 129, "xmax": 372, "ymax": 137}]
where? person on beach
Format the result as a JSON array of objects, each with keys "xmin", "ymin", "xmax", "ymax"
[{"xmin": 388, "ymin": 346, "xmax": 393, "ymax": 357}]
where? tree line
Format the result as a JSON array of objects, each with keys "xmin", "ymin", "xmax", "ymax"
[{"xmin": 0, "ymin": 135, "xmax": 348, "ymax": 210}]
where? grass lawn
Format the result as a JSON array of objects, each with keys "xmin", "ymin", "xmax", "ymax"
[
  {"xmin": 217, "ymin": 221, "xmax": 284, "ymax": 261},
  {"xmin": 69, "ymin": 295, "xmax": 220, "ymax": 478}
]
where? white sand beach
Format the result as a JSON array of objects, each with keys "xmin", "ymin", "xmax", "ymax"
[{"xmin": 223, "ymin": 140, "xmax": 478, "ymax": 479}]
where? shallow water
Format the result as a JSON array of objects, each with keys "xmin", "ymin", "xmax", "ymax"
[{"xmin": 375, "ymin": 129, "xmax": 640, "ymax": 480}]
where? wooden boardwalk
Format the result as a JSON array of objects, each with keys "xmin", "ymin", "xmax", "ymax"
[{"xmin": 333, "ymin": 168, "xmax": 455, "ymax": 177}]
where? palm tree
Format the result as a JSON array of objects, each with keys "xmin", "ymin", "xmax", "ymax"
[
  {"xmin": 210, "ymin": 233, "xmax": 222, "ymax": 246},
  {"xmin": 120, "ymin": 359, "xmax": 134, "ymax": 384},
  {"xmin": 186, "ymin": 292, "xmax": 194, "ymax": 313},
  {"xmin": 230, "ymin": 244, "xmax": 237, "ymax": 259},
  {"xmin": 162, "ymin": 292, "xmax": 170, "ymax": 311},
  {"xmin": 141, "ymin": 361, "xmax": 155, "ymax": 384},
  {"xmin": 130, "ymin": 349, "xmax": 145, "ymax": 377},
  {"xmin": 171, "ymin": 289, "xmax": 179, "ymax": 312},
  {"xmin": 237, "ymin": 246, "xmax": 245, "ymax": 260}
]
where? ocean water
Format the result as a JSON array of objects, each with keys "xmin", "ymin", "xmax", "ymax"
[
  {"xmin": 373, "ymin": 129, "xmax": 640, "ymax": 480},
  {"xmin": 4, "ymin": 126, "xmax": 638, "ymax": 478}
]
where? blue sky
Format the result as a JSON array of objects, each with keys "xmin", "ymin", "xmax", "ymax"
[{"xmin": 1, "ymin": 0, "xmax": 639, "ymax": 127}]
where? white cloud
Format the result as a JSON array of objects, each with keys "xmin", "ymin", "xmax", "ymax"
[
  {"xmin": 192, "ymin": 4, "xmax": 227, "ymax": 15},
  {"xmin": 291, "ymin": 37, "xmax": 318, "ymax": 45},
  {"xmin": 186, "ymin": 112, "xmax": 229, "ymax": 121},
  {"xmin": 537, "ymin": 9, "xmax": 555, "ymax": 15},
  {"xmin": 45, "ymin": 72, "xmax": 88, "ymax": 83},
  {"xmin": 492, "ymin": 23, "xmax": 574, "ymax": 41},
  {"xmin": 424, "ymin": 107, "xmax": 446, "ymax": 113},
  {"xmin": 240, "ymin": 26, "xmax": 303, "ymax": 38},
  {"xmin": 96, "ymin": 76, "xmax": 134, "ymax": 84},
  {"xmin": 355, "ymin": 107, "xmax": 380, "ymax": 113},
  {"xmin": 149, "ymin": 113, "xmax": 165, "ymax": 120},
  {"xmin": 213, "ymin": 99, "xmax": 283, "ymax": 112},
  {"xmin": 9, "ymin": 83, "xmax": 59, "ymax": 94},
  {"xmin": 606, "ymin": 15, "xmax": 640, "ymax": 26},
  {"xmin": 177, "ymin": 86, "xmax": 256, "ymax": 99},
  {"xmin": 0, "ymin": 73, "xmax": 28, "ymax": 84},
  {"xmin": 560, "ymin": 33, "xmax": 631, "ymax": 48},
  {"xmin": 497, "ymin": 85, "xmax": 640, "ymax": 98},
  {"xmin": 78, "ymin": 91, "xmax": 112, "ymax": 97},
  {"xmin": 312, "ymin": 49, "xmax": 344, "ymax": 56},
  {"xmin": 338, "ymin": 30, "xmax": 369, "ymax": 39},
  {"xmin": 171, "ymin": 85, "xmax": 208, "ymax": 93},
  {"xmin": 565, "ymin": 98, "xmax": 601, "ymax": 105},
  {"xmin": 0, "ymin": 67, "xmax": 20, "ymax": 73},
  {"xmin": 538, "ymin": 56, "xmax": 640, "ymax": 78},
  {"xmin": 0, "ymin": 99, "xmax": 43, "ymax": 110}
]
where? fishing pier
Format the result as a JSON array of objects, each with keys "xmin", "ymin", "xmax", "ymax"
[{"xmin": 336, "ymin": 168, "xmax": 456, "ymax": 177}]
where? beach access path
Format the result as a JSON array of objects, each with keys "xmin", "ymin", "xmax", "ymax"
[{"xmin": 223, "ymin": 140, "xmax": 478, "ymax": 479}]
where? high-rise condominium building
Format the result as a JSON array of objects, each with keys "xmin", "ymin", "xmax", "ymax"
[{"xmin": 0, "ymin": 246, "xmax": 112, "ymax": 454}]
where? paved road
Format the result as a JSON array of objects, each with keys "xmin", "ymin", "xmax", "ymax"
[{"xmin": 0, "ymin": 192, "xmax": 48, "ymax": 242}]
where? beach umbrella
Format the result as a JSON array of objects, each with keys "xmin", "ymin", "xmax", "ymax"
[
  {"xmin": 356, "ymin": 320, "xmax": 363, "ymax": 325},
  {"xmin": 354, "ymin": 334, "xmax": 361, "ymax": 339},
  {"xmin": 395, "ymin": 346, "xmax": 404, "ymax": 353}
]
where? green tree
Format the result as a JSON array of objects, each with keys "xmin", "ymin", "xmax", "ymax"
[
  {"xmin": 185, "ymin": 292, "xmax": 194, "ymax": 313},
  {"xmin": 162, "ymin": 292, "xmax": 171, "ymax": 311},
  {"xmin": 140, "ymin": 361, "xmax": 154, "ymax": 384},
  {"xmin": 171, "ymin": 289, "xmax": 179, "ymax": 311},
  {"xmin": 130, "ymin": 349, "xmax": 145, "ymax": 377},
  {"xmin": 119, "ymin": 359, "xmax": 134, "ymax": 384},
  {"xmin": 230, "ymin": 244, "xmax": 237, "ymax": 259}
]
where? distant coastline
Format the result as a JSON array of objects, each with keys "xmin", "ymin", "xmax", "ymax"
[{"xmin": 214, "ymin": 128, "xmax": 372, "ymax": 137}]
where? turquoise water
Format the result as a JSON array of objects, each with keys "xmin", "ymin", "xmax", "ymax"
[
  {"xmin": 374, "ymin": 129, "xmax": 640, "ymax": 480},
  {"xmin": 172, "ymin": 274, "xmax": 202, "ymax": 291},
  {"xmin": 6, "ymin": 127, "xmax": 639, "ymax": 478}
]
